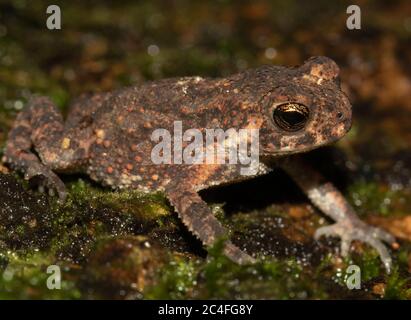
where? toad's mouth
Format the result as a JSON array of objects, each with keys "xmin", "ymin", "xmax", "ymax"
[
  {"xmin": 261, "ymin": 130, "xmax": 349, "ymax": 158},
  {"xmin": 261, "ymin": 114, "xmax": 352, "ymax": 157}
]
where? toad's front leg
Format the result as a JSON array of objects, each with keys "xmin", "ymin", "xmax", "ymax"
[
  {"xmin": 165, "ymin": 178, "xmax": 255, "ymax": 264},
  {"xmin": 281, "ymin": 156, "xmax": 396, "ymax": 273},
  {"xmin": 2, "ymin": 96, "xmax": 90, "ymax": 200}
]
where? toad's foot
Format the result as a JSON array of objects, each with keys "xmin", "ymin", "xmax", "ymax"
[
  {"xmin": 25, "ymin": 162, "xmax": 67, "ymax": 201},
  {"xmin": 315, "ymin": 219, "xmax": 395, "ymax": 273}
]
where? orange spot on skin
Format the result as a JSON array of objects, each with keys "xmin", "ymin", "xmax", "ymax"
[
  {"xmin": 95, "ymin": 129, "xmax": 105, "ymax": 139},
  {"xmin": 61, "ymin": 137, "xmax": 71, "ymax": 149},
  {"xmin": 180, "ymin": 106, "xmax": 190, "ymax": 114},
  {"xmin": 106, "ymin": 166, "xmax": 114, "ymax": 174},
  {"xmin": 152, "ymin": 174, "xmax": 159, "ymax": 181},
  {"xmin": 126, "ymin": 163, "xmax": 133, "ymax": 170},
  {"xmin": 135, "ymin": 155, "xmax": 142, "ymax": 162}
]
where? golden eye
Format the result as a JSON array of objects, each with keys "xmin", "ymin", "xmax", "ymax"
[{"xmin": 272, "ymin": 103, "xmax": 309, "ymax": 132}]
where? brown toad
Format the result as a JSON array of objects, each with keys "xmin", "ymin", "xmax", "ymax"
[{"xmin": 2, "ymin": 56, "xmax": 395, "ymax": 271}]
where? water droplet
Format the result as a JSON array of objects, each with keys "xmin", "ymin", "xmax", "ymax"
[
  {"xmin": 264, "ymin": 47, "xmax": 277, "ymax": 60},
  {"xmin": 147, "ymin": 44, "xmax": 160, "ymax": 56}
]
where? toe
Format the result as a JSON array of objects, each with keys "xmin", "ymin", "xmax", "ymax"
[
  {"xmin": 25, "ymin": 164, "xmax": 67, "ymax": 201},
  {"xmin": 223, "ymin": 242, "xmax": 255, "ymax": 265},
  {"xmin": 314, "ymin": 220, "xmax": 394, "ymax": 273},
  {"xmin": 314, "ymin": 224, "xmax": 339, "ymax": 240},
  {"xmin": 51, "ymin": 178, "xmax": 67, "ymax": 201},
  {"xmin": 374, "ymin": 227, "xmax": 396, "ymax": 244},
  {"xmin": 340, "ymin": 238, "xmax": 351, "ymax": 257},
  {"xmin": 366, "ymin": 238, "xmax": 392, "ymax": 273}
]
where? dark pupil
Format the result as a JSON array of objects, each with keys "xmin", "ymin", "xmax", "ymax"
[{"xmin": 273, "ymin": 103, "xmax": 309, "ymax": 131}]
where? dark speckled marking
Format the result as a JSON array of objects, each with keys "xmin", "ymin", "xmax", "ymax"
[{"xmin": 296, "ymin": 133, "xmax": 316, "ymax": 146}]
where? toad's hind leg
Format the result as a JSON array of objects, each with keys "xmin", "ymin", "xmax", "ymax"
[
  {"xmin": 165, "ymin": 183, "xmax": 255, "ymax": 264},
  {"xmin": 281, "ymin": 156, "xmax": 395, "ymax": 273},
  {"xmin": 3, "ymin": 96, "xmax": 90, "ymax": 200}
]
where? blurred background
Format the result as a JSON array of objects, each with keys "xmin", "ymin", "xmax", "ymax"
[{"xmin": 0, "ymin": 0, "xmax": 410, "ymax": 299}]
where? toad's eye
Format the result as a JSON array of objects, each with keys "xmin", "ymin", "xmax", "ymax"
[{"xmin": 272, "ymin": 103, "xmax": 309, "ymax": 132}]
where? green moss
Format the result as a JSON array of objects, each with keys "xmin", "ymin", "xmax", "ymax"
[
  {"xmin": 66, "ymin": 178, "xmax": 171, "ymax": 222},
  {"xmin": 198, "ymin": 241, "xmax": 330, "ymax": 299},
  {"xmin": 0, "ymin": 251, "xmax": 81, "ymax": 299},
  {"xmin": 353, "ymin": 251, "xmax": 382, "ymax": 282},
  {"xmin": 144, "ymin": 255, "xmax": 199, "ymax": 299},
  {"xmin": 348, "ymin": 181, "xmax": 411, "ymax": 217},
  {"xmin": 149, "ymin": 239, "xmax": 331, "ymax": 299},
  {"xmin": 384, "ymin": 268, "xmax": 411, "ymax": 300}
]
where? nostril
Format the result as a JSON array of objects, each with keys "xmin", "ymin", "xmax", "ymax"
[{"xmin": 337, "ymin": 112, "xmax": 343, "ymax": 120}]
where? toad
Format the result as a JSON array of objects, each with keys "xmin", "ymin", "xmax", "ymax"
[{"xmin": 2, "ymin": 56, "xmax": 395, "ymax": 272}]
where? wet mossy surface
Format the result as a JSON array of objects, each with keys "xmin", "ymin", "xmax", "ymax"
[{"xmin": 0, "ymin": 0, "xmax": 411, "ymax": 299}]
